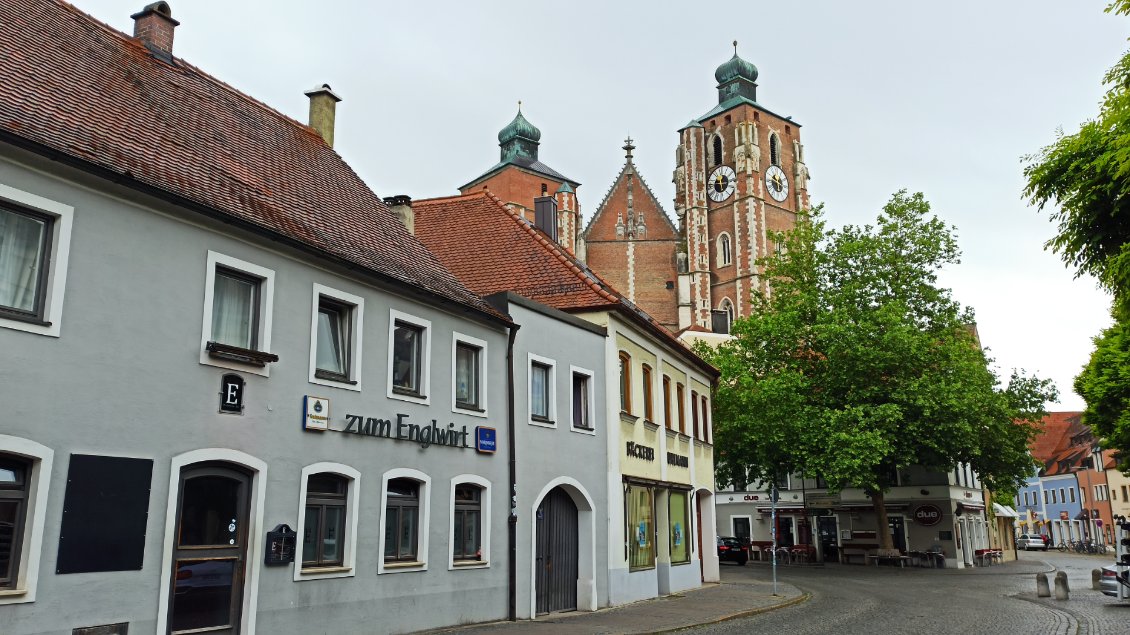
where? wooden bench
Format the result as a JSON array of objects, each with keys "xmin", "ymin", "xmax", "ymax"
[
  {"xmin": 867, "ymin": 554, "xmax": 912, "ymax": 568},
  {"xmin": 841, "ymin": 547, "xmax": 872, "ymax": 564}
]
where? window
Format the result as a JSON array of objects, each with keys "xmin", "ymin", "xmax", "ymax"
[
  {"xmin": 676, "ymin": 383, "xmax": 686, "ymax": 434},
  {"xmin": 641, "ymin": 364, "xmax": 654, "ymax": 422},
  {"xmin": 1069, "ymin": 488, "xmax": 1076, "ymax": 503},
  {"xmin": 384, "ymin": 478, "xmax": 420, "ymax": 563},
  {"xmin": 718, "ymin": 233, "xmax": 732, "ymax": 266},
  {"xmin": 619, "ymin": 352, "xmax": 632, "ymax": 414},
  {"xmin": 1050, "ymin": 489, "xmax": 1057, "ymax": 504},
  {"xmin": 309, "ymin": 285, "xmax": 364, "ymax": 388},
  {"xmin": 0, "ymin": 186, "xmax": 73, "ymax": 337},
  {"xmin": 0, "ymin": 438, "xmax": 53, "ymax": 604},
  {"xmin": 200, "ymin": 252, "xmax": 276, "ymax": 374},
  {"xmin": 529, "ymin": 354, "xmax": 555, "ymax": 425},
  {"xmin": 669, "ymin": 491, "xmax": 690, "ymax": 564},
  {"xmin": 571, "ymin": 367, "xmax": 594, "ymax": 431},
  {"xmin": 1081, "ymin": 488, "xmax": 1086, "ymax": 503},
  {"xmin": 769, "ymin": 133, "xmax": 781, "ymax": 166},
  {"xmin": 1060, "ymin": 488, "xmax": 1067, "ymax": 504},
  {"xmin": 691, "ymin": 390, "xmax": 699, "ymax": 439},
  {"xmin": 1043, "ymin": 490, "xmax": 1049, "ymax": 505},
  {"xmin": 627, "ymin": 484, "xmax": 654, "ymax": 570},
  {"xmin": 1123, "ymin": 486, "xmax": 1128, "ymax": 501},
  {"xmin": 452, "ymin": 333, "xmax": 487, "ymax": 415},
  {"xmin": 0, "ymin": 456, "xmax": 29, "ymax": 589},
  {"xmin": 712, "ymin": 135, "xmax": 723, "ymax": 167},
  {"xmin": 701, "ymin": 394, "xmax": 711, "ymax": 443},
  {"xmin": 452, "ymin": 484, "xmax": 482, "ymax": 562},
  {"xmin": 388, "ymin": 309, "xmax": 431, "ymax": 403},
  {"xmin": 662, "ymin": 376, "xmax": 672, "ymax": 429},
  {"xmin": 302, "ymin": 474, "xmax": 347, "ymax": 569}
]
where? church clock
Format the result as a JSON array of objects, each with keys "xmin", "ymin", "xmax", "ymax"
[
  {"xmin": 708, "ymin": 165, "xmax": 737, "ymax": 202},
  {"xmin": 764, "ymin": 165, "xmax": 789, "ymax": 202}
]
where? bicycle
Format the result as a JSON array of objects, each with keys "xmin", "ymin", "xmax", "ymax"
[{"xmin": 1056, "ymin": 539, "xmax": 1068, "ymax": 552}]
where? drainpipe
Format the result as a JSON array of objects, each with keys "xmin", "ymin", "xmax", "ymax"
[{"xmin": 506, "ymin": 321, "xmax": 520, "ymax": 621}]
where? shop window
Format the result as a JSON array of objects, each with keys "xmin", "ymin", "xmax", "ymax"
[
  {"xmin": 641, "ymin": 364, "xmax": 654, "ymax": 423},
  {"xmin": 627, "ymin": 484, "xmax": 655, "ymax": 570},
  {"xmin": 0, "ymin": 456, "xmax": 29, "ymax": 589},
  {"xmin": 571, "ymin": 367, "xmax": 594, "ymax": 431},
  {"xmin": 676, "ymin": 383, "xmax": 686, "ymax": 434},
  {"xmin": 453, "ymin": 333, "xmax": 487, "ymax": 415},
  {"xmin": 201, "ymin": 252, "xmax": 277, "ymax": 372},
  {"xmin": 662, "ymin": 376, "xmax": 672, "ymax": 429},
  {"xmin": 388, "ymin": 309, "xmax": 431, "ymax": 403},
  {"xmin": 669, "ymin": 491, "xmax": 690, "ymax": 564},
  {"xmin": 0, "ymin": 185, "xmax": 73, "ymax": 337},
  {"xmin": 452, "ymin": 484, "xmax": 482, "ymax": 562},
  {"xmin": 619, "ymin": 352, "xmax": 633, "ymax": 415},
  {"xmin": 309, "ymin": 284, "xmax": 364, "ymax": 388},
  {"xmin": 302, "ymin": 474, "xmax": 348, "ymax": 569},
  {"xmin": 384, "ymin": 478, "xmax": 421, "ymax": 564},
  {"xmin": 529, "ymin": 354, "xmax": 556, "ymax": 425}
]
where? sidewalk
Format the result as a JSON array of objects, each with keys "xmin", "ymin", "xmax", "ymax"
[{"xmin": 418, "ymin": 579, "xmax": 807, "ymax": 635}]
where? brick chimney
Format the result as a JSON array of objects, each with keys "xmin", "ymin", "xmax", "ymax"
[
  {"xmin": 305, "ymin": 84, "xmax": 342, "ymax": 147},
  {"xmin": 131, "ymin": 2, "xmax": 179, "ymax": 62},
  {"xmin": 384, "ymin": 195, "xmax": 414, "ymax": 235}
]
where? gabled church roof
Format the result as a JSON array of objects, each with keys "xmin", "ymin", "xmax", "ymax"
[
  {"xmin": 460, "ymin": 156, "xmax": 579, "ymax": 192},
  {"xmin": 583, "ymin": 143, "xmax": 677, "ymax": 240}
]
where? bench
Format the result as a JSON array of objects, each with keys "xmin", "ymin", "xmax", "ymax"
[
  {"xmin": 841, "ymin": 547, "xmax": 871, "ymax": 565},
  {"xmin": 867, "ymin": 554, "xmax": 912, "ymax": 568}
]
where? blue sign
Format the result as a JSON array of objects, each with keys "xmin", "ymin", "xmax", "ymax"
[{"xmin": 475, "ymin": 426, "xmax": 497, "ymax": 454}]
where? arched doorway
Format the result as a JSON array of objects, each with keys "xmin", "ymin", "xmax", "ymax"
[
  {"xmin": 535, "ymin": 487, "xmax": 578, "ymax": 614},
  {"xmin": 167, "ymin": 463, "xmax": 252, "ymax": 634}
]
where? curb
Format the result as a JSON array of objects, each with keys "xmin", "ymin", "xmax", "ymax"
[{"xmin": 652, "ymin": 590, "xmax": 812, "ymax": 634}]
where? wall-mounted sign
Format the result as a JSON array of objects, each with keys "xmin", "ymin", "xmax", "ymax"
[
  {"xmin": 666, "ymin": 452, "xmax": 688, "ymax": 467},
  {"xmin": 326, "ymin": 412, "xmax": 475, "ymax": 451},
  {"xmin": 265, "ymin": 524, "xmax": 296, "ymax": 566},
  {"xmin": 743, "ymin": 494, "xmax": 761, "ymax": 501},
  {"xmin": 914, "ymin": 504, "xmax": 943, "ymax": 526},
  {"xmin": 303, "ymin": 396, "xmax": 330, "ymax": 431},
  {"xmin": 806, "ymin": 493, "xmax": 841, "ymax": 509},
  {"xmin": 220, "ymin": 374, "xmax": 245, "ymax": 414},
  {"xmin": 626, "ymin": 441, "xmax": 655, "ymax": 461},
  {"xmin": 476, "ymin": 426, "xmax": 497, "ymax": 454}
]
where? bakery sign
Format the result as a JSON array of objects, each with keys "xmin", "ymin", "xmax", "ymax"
[{"xmin": 914, "ymin": 504, "xmax": 943, "ymax": 526}]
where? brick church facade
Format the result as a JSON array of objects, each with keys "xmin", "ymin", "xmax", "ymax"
[{"xmin": 462, "ymin": 46, "xmax": 810, "ymax": 334}]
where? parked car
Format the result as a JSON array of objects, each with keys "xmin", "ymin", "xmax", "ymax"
[
  {"xmin": 1100, "ymin": 565, "xmax": 1128, "ymax": 597},
  {"xmin": 717, "ymin": 536, "xmax": 748, "ymax": 566},
  {"xmin": 1017, "ymin": 533, "xmax": 1047, "ymax": 551}
]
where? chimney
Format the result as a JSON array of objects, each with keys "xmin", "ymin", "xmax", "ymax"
[
  {"xmin": 534, "ymin": 196, "xmax": 558, "ymax": 243},
  {"xmin": 384, "ymin": 195, "xmax": 414, "ymax": 235},
  {"xmin": 305, "ymin": 84, "xmax": 342, "ymax": 147},
  {"xmin": 131, "ymin": 2, "xmax": 179, "ymax": 62}
]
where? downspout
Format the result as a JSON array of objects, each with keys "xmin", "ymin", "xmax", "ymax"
[{"xmin": 506, "ymin": 321, "xmax": 520, "ymax": 621}]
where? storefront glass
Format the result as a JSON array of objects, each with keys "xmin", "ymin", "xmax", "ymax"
[
  {"xmin": 628, "ymin": 484, "xmax": 654, "ymax": 570},
  {"xmin": 669, "ymin": 491, "xmax": 689, "ymax": 563}
]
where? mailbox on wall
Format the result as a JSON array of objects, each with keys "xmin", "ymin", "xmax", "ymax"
[{"xmin": 265, "ymin": 524, "xmax": 296, "ymax": 566}]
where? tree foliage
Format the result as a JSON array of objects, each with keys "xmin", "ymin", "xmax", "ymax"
[
  {"xmin": 1075, "ymin": 315, "xmax": 1130, "ymax": 471},
  {"xmin": 702, "ymin": 192, "xmax": 1056, "ymax": 548}
]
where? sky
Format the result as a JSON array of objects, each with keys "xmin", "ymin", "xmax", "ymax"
[{"xmin": 76, "ymin": 0, "xmax": 1128, "ymax": 410}]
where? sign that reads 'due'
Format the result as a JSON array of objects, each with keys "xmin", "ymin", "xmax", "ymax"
[{"xmin": 914, "ymin": 504, "xmax": 943, "ymax": 526}]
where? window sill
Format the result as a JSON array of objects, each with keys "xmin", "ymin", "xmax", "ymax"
[
  {"xmin": 628, "ymin": 565, "xmax": 656, "ymax": 572},
  {"xmin": 0, "ymin": 588, "xmax": 28, "ymax": 597},
  {"xmin": 671, "ymin": 559, "xmax": 693, "ymax": 566},
  {"xmin": 389, "ymin": 387, "xmax": 429, "ymax": 405},
  {"xmin": 315, "ymin": 369, "xmax": 357, "ymax": 385},
  {"xmin": 642, "ymin": 419, "xmax": 660, "ymax": 432},
  {"xmin": 571, "ymin": 425, "xmax": 597, "ymax": 437},
  {"xmin": 0, "ymin": 308, "xmax": 50, "ymax": 327},
  {"xmin": 297, "ymin": 565, "xmax": 354, "ymax": 581},
  {"xmin": 206, "ymin": 341, "xmax": 279, "ymax": 366},
  {"xmin": 382, "ymin": 560, "xmax": 426, "ymax": 573},
  {"xmin": 454, "ymin": 403, "xmax": 489, "ymax": 419},
  {"xmin": 620, "ymin": 411, "xmax": 640, "ymax": 424},
  {"xmin": 677, "ymin": 433, "xmax": 692, "ymax": 442},
  {"xmin": 452, "ymin": 559, "xmax": 488, "ymax": 569},
  {"xmin": 664, "ymin": 428, "xmax": 678, "ymax": 439},
  {"xmin": 529, "ymin": 417, "xmax": 557, "ymax": 429}
]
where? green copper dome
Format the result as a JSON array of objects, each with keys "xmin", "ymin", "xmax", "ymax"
[
  {"xmin": 714, "ymin": 52, "xmax": 758, "ymax": 85},
  {"xmin": 498, "ymin": 109, "xmax": 541, "ymax": 144}
]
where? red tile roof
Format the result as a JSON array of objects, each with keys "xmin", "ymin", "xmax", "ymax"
[
  {"xmin": 1029, "ymin": 411, "xmax": 1084, "ymax": 465},
  {"xmin": 0, "ymin": 0, "xmax": 499, "ymax": 320},
  {"xmin": 414, "ymin": 191, "xmax": 717, "ymax": 377}
]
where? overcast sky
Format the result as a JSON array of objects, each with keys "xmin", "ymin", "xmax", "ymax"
[{"xmin": 78, "ymin": 0, "xmax": 1128, "ymax": 410}]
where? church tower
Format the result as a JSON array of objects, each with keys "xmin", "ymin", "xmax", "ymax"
[
  {"xmin": 674, "ymin": 43, "xmax": 810, "ymax": 331},
  {"xmin": 460, "ymin": 106, "xmax": 582, "ymax": 255}
]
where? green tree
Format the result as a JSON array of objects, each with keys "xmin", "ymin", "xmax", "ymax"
[
  {"xmin": 703, "ymin": 192, "xmax": 1056, "ymax": 551},
  {"xmin": 1075, "ymin": 317, "xmax": 1130, "ymax": 471}
]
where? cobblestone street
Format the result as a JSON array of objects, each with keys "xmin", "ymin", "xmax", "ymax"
[{"xmin": 688, "ymin": 551, "xmax": 1130, "ymax": 634}]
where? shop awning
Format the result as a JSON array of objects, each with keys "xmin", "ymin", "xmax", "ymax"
[
  {"xmin": 956, "ymin": 502, "xmax": 985, "ymax": 515},
  {"xmin": 756, "ymin": 507, "xmax": 806, "ymax": 514},
  {"xmin": 992, "ymin": 503, "xmax": 1019, "ymax": 518},
  {"xmin": 832, "ymin": 503, "xmax": 909, "ymax": 512}
]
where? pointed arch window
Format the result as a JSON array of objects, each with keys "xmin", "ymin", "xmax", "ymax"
[
  {"xmin": 712, "ymin": 135, "xmax": 723, "ymax": 167},
  {"xmin": 720, "ymin": 298, "xmax": 734, "ymax": 323},
  {"xmin": 769, "ymin": 133, "xmax": 781, "ymax": 167},
  {"xmin": 717, "ymin": 233, "xmax": 733, "ymax": 267}
]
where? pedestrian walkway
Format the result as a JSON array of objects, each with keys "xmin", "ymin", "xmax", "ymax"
[{"xmin": 417, "ymin": 579, "xmax": 807, "ymax": 635}]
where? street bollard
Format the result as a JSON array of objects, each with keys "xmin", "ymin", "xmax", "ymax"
[
  {"xmin": 1037, "ymin": 572, "xmax": 1050, "ymax": 597},
  {"xmin": 1055, "ymin": 571, "xmax": 1069, "ymax": 600},
  {"xmin": 1093, "ymin": 568, "xmax": 1102, "ymax": 590}
]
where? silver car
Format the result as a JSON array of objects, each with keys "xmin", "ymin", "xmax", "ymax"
[{"xmin": 1017, "ymin": 534, "xmax": 1047, "ymax": 551}]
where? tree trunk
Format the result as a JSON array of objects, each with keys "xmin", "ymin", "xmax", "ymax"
[{"xmin": 871, "ymin": 490, "xmax": 895, "ymax": 551}]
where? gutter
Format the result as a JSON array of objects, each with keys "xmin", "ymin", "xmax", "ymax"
[{"xmin": 505, "ymin": 319, "xmax": 520, "ymax": 621}]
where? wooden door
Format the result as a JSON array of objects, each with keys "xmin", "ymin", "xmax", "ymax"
[{"xmin": 535, "ymin": 487, "xmax": 578, "ymax": 614}]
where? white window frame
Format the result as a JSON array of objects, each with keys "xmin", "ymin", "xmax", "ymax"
[
  {"xmin": 308, "ymin": 284, "xmax": 364, "ymax": 391},
  {"xmin": 387, "ymin": 308, "xmax": 432, "ymax": 405},
  {"xmin": 378, "ymin": 467, "xmax": 431, "ymax": 574},
  {"xmin": 447, "ymin": 474, "xmax": 491, "ymax": 570},
  {"xmin": 199, "ymin": 251, "xmax": 276, "ymax": 377},
  {"xmin": 717, "ymin": 232, "xmax": 733, "ymax": 267},
  {"xmin": 294, "ymin": 462, "xmax": 361, "ymax": 581},
  {"xmin": 0, "ymin": 435, "xmax": 53, "ymax": 605},
  {"xmin": 451, "ymin": 332, "xmax": 488, "ymax": 418},
  {"xmin": 0, "ymin": 184, "xmax": 74, "ymax": 338},
  {"xmin": 528, "ymin": 353, "xmax": 557, "ymax": 428},
  {"xmin": 569, "ymin": 365, "xmax": 597, "ymax": 436}
]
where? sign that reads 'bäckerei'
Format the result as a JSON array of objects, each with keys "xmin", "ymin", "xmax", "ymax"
[
  {"xmin": 626, "ymin": 441, "xmax": 655, "ymax": 461},
  {"xmin": 914, "ymin": 503, "xmax": 943, "ymax": 526}
]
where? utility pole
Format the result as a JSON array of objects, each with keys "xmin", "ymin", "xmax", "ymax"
[{"xmin": 771, "ymin": 483, "xmax": 779, "ymax": 596}]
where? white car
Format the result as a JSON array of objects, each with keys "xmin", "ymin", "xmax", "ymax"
[{"xmin": 1017, "ymin": 533, "xmax": 1047, "ymax": 551}]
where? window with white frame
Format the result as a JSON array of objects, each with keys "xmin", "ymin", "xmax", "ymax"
[
  {"xmin": 200, "ymin": 252, "xmax": 276, "ymax": 373},
  {"xmin": 529, "ymin": 354, "xmax": 556, "ymax": 425},
  {"xmin": 448, "ymin": 476, "xmax": 492, "ymax": 570},
  {"xmin": 452, "ymin": 333, "xmax": 487, "ymax": 416},
  {"xmin": 1069, "ymin": 488, "xmax": 1076, "ymax": 503},
  {"xmin": 0, "ymin": 185, "xmax": 74, "ymax": 337},
  {"xmin": 717, "ymin": 233, "xmax": 732, "ymax": 267},
  {"xmin": 309, "ymin": 284, "xmax": 363, "ymax": 388},
  {"xmin": 382, "ymin": 475, "xmax": 429, "ymax": 569},
  {"xmin": 295, "ymin": 463, "xmax": 359, "ymax": 581},
  {"xmin": 388, "ymin": 309, "xmax": 431, "ymax": 403},
  {"xmin": 0, "ymin": 436, "xmax": 53, "ymax": 604},
  {"xmin": 570, "ymin": 366, "xmax": 595, "ymax": 432}
]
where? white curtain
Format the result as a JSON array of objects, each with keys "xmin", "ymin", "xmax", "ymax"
[
  {"xmin": 211, "ymin": 273, "xmax": 255, "ymax": 348},
  {"xmin": 316, "ymin": 309, "xmax": 344, "ymax": 374},
  {"xmin": 0, "ymin": 209, "xmax": 47, "ymax": 312}
]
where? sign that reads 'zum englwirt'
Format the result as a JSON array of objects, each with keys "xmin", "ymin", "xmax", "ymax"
[{"xmin": 331, "ymin": 412, "xmax": 475, "ymax": 451}]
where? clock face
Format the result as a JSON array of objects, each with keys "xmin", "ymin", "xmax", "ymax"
[
  {"xmin": 765, "ymin": 165, "xmax": 789, "ymax": 202},
  {"xmin": 708, "ymin": 166, "xmax": 737, "ymax": 202}
]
